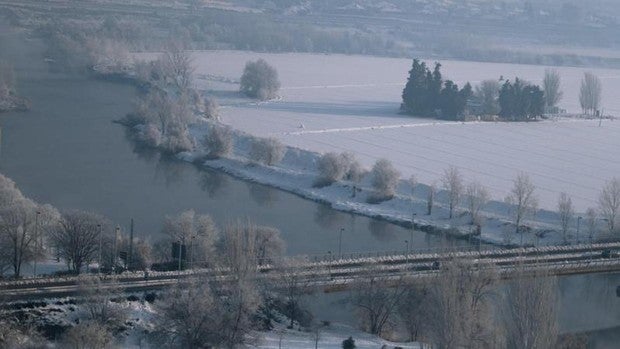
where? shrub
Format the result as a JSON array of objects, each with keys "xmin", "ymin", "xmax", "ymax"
[
  {"xmin": 316, "ymin": 152, "xmax": 348, "ymax": 187},
  {"xmin": 369, "ymin": 159, "xmax": 400, "ymax": 202},
  {"xmin": 315, "ymin": 152, "xmax": 365, "ymax": 187},
  {"xmin": 342, "ymin": 336, "xmax": 356, "ymax": 349},
  {"xmin": 249, "ymin": 137, "xmax": 285, "ymax": 166},
  {"xmin": 240, "ymin": 59, "xmax": 280, "ymax": 100},
  {"xmin": 203, "ymin": 125, "xmax": 233, "ymax": 159}
]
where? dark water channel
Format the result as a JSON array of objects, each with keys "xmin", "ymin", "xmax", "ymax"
[{"xmin": 0, "ymin": 31, "xmax": 618, "ymax": 346}]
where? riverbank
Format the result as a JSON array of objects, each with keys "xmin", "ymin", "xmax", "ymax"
[{"xmin": 178, "ymin": 120, "xmax": 571, "ymax": 247}]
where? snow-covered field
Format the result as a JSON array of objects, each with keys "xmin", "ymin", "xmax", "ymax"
[
  {"xmin": 182, "ymin": 50, "xmax": 620, "ymax": 213},
  {"xmin": 130, "ymin": 51, "xmax": 620, "ymax": 245}
]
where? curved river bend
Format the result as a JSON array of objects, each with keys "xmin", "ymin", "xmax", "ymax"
[{"xmin": 0, "ymin": 32, "xmax": 618, "ymax": 346}]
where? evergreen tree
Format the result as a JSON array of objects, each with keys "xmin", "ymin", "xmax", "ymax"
[
  {"xmin": 401, "ymin": 59, "xmax": 429, "ymax": 115},
  {"xmin": 499, "ymin": 78, "xmax": 544, "ymax": 120}
]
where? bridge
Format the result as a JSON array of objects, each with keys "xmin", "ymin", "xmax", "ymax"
[{"xmin": 1, "ymin": 242, "xmax": 620, "ymax": 301}]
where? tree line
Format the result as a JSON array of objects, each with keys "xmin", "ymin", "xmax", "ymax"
[{"xmin": 401, "ymin": 60, "xmax": 604, "ymax": 120}]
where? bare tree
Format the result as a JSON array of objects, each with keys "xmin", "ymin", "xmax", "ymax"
[
  {"xmin": 78, "ymin": 275, "xmax": 127, "ymax": 328},
  {"xmin": 466, "ymin": 181, "xmax": 490, "ymax": 226},
  {"xmin": 62, "ymin": 321, "xmax": 116, "ymax": 349},
  {"xmin": 350, "ymin": 270, "xmax": 405, "ymax": 336},
  {"xmin": 369, "ymin": 158, "xmax": 400, "ymax": 201},
  {"xmin": 557, "ymin": 193, "xmax": 574, "ymax": 242},
  {"xmin": 160, "ymin": 44, "xmax": 194, "ymax": 92},
  {"xmin": 240, "ymin": 59, "xmax": 281, "ymax": 100},
  {"xmin": 397, "ymin": 285, "xmax": 427, "ymax": 342},
  {"xmin": 276, "ymin": 257, "xmax": 315, "ymax": 329},
  {"xmin": 425, "ymin": 259, "xmax": 499, "ymax": 349},
  {"xmin": 543, "ymin": 69, "xmax": 563, "ymax": 112},
  {"xmin": 162, "ymin": 210, "xmax": 219, "ymax": 267},
  {"xmin": 579, "ymin": 72, "xmax": 602, "ymax": 116},
  {"xmin": 474, "ymin": 80, "xmax": 500, "ymax": 115},
  {"xmin": 506, "ymin": 172, "xmax": 538, "ymax": 235},
  {"xmin": 249, "ymin": 137, "xmax": 286, "ymax": 166},
  {"xmin": 504, "ymin": 266, "xmax": 558, "ymax": 349},
  {"xmin": 598, "ymin": 178, "xmax": 620, "ymax": 234},
  {"xmin": 50, "ymin": 210, "xmax": 108, "ymax": 274},
  {"xmin": 203, "ymin": 124, "xmax": 233, "ymax": 159},
  {"xmin": 442, "ymin": 166, "xmax": 464, "ymax": 219},
  {"xmin": 254, "ymin": 225, "xmax": 286, "ymax": 265},
  {"xmin": 151, "ymin": 279, "xmax": 222, "ymax": 348}
]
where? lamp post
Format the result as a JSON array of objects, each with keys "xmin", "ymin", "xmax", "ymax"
[
  {"xmin": 113, "ymin": 226, "xmax": 119, "ymax": 273},
  {"xmin": 177, "ymin": 238, "xmax": 183, "ymax": 272},
  {"xmin": 410, "ymin": 213, "xmax": 416, "ymax": 251},
  {"xmin": 33, "ymin": 211, "xmax": 40, "ymax": 277},
  {"xmin": 576, "ymin": 216, "xmax": 582, "ymax": 244},
  {"xmin": 405, "ymin": 240, "xmax": 409, "ymax": 266},
  {"xmin": 338, "ymin": 228, "xmax": 344, "ymax": 257},
  {"xmin": 327, "ymin": 251, "xmax": 332, "ymax": 280}
]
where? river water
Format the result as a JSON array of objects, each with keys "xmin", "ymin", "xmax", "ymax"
[{"xmin": 0, "ymin": 31, "xmax": 618, "ymax": 346}]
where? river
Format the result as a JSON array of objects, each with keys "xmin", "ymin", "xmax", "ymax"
[{"xmin": 0, "ymin": 31, "xmax": 618, "ymax": 346}]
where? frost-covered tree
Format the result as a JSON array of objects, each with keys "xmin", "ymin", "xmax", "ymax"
[
  {"xmin": 316, "ymin": 152, "xmax": 349, "ymax": 186},
  {"xmin": 579, "ymin": 72, "xmax": 602, "ymax": 116},
  {"xmin": 50, "ymin": 210, "xmax": 108, "ymax": 274},
  {"xmin": 506, "ymin": 173, "xmax": 538, "ymax": 235},
  {"xmin": 315, "ymin": 152, "xmax": 363, "ymax": 187},
  {"xmin": 543, "ymin": 69, "xmax": 563, "ymax": 112},
  {"xmin": 504, "ymin": 267, "xmax": 558, "ymax": 349},
  {"xmin": 249, "ymin": 137, "xmax": 286, "ymax": 166},
  {"xmin": 474, "ymin": 80, "xmax": 500, "ymax": 116},
  {"xmin": 557, "ymin": 193, "xmax": 574, "ymax": 242},
  {"xmin": 203, "ymin": 124, "xmax": 233, "ymax": 159},
  {"xmin": 254, "ymin": 225, "xmax": 285, "ymax": 265},
  {"xmin": 466, "ymin": 181, "xmax": 489, "ymax": 226},
  {"xmin": 240, "ymin": 59, "xmax": 280, "ymax": 100},
  {"xmin": 598, "ymin": 178, "xmax": 620, "ymax": 234},
  {"xmin": 62, "ymin": 321, "xmax": 115, "ymax": 349},
  {"xmin": 585, "ymin": 207, "xmax": 598, "ymax": 241},
  {"xmin": 162, "ymin": 210, "xmax": 219, "ymax": 267},
  {"xmin": 369, "ymin": 159, "xmax": 400, "ymax": 201},
  {"xmin": 442, "ymin": 166, "xmax": 464, "ymax": 219}
]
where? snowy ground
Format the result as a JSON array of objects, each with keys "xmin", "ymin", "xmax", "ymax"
[{"xmin": 132, "ymin": 50, "xmax": 620, "ymax": 245}]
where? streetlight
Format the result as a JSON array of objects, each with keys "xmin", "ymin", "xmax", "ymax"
[
  {"xmin": 327, "ymin": 251, "xmax": 332, "ymax": 280},
  {"xmin": 405, "ymin": 240, "xmax": 409, "ymax": 266},
  {"xmin": 33, "ymin": 211, "xmax": 41, "ymax": 277},
  {"xmin": 338, "ymin": 228, "xmax": 344, "ymax": 257},
  {"xmin": 113, "ymin": 226, "xmax": 119, "ymax": 273},
  {"xmin": 410, "ymin": 213, "xmax": 416, "ymax": 251}
]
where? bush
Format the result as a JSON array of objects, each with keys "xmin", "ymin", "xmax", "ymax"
[
  {"xmin": 369, "ymin": 159, "xmax": 400, "ymax": 202},
  {"xmin": 315, "ymin": 152, "xmax": 365, "ymax": 187},
  {"xmin": 240, "ymin": 59, "xmax": 280, "ymax": 100},
  {"xmin": 249, "ymin": 137, "xmax": 285, "ymax": 166},
  {"xmin": 203, "ymin": 124, "xmax": 233, "ymax": 159},
  {"xmin": 342, "ymin": 336, "xmax": 356, "ymax": 349},
  {"xmin": 316, "ymin": 152, "xmax": 348, "ymax": 186}
]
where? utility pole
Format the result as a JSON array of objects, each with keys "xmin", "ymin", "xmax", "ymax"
[
  {"xmin": 129, "ymin": 218, "xmax": 134, "ymax": 270},
  {"xmin": 338, "ymin": 228, "xmax": 344, "ymax": 257},
  {"xmin": 576, "ymin": 216, "xmax": 582, "ymax": 244},
  {"xmin": 97, "ymin": 224, "xmax": 102, "ymax": 275},
  {"xmin": 33, "ymin": 211, "xmax": 40, "ymax": 277},
  {"xmin": 177, "ymin": 238, "xmax": 183, "ymax": 272},
  {"xmin": 113, "ymin": 226, "xmax": 119, "ymax": 272}
]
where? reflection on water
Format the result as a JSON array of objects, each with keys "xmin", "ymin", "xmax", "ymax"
[
  {"xmin": 314, "ymin": 204, "xmax": 348, "ymax": 231},
  {"xmin": 199, "ymin": 169, "xmax": 229, "ymax": 199},
  {"xmin": 369, "ymin": 219, "xmax": 397, "ymax": 243},
  {"xmin": 247, "ymin": 182, "xmax": 278, "ymax": 207}
]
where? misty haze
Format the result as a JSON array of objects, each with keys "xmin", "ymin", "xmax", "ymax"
[{"xmin": 0, "ymin": 1, "xmax": 619, "ymax": 348}]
